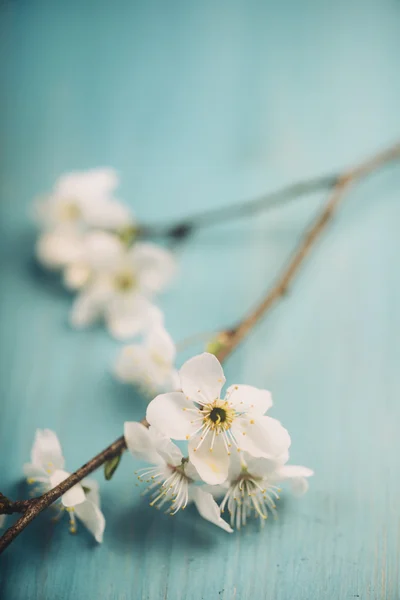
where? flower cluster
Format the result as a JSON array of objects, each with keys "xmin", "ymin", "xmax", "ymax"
[
  {"xmin": 34, "ymin": 169, "xmax": 176, "ymax": 343},
  {"xmin": 24, "ymin": 429, "xmax": 105, "ymax": 542},
  {"xmin": 125, "ymin": 352, "xmax": 313, "ymax": 531},
  {"xmin": 21, "ymin": 169, "xmax": 314, "ymax": 544}
]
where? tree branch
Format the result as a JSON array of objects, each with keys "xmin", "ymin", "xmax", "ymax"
[
  {"xmin": 1, "ymin": 141, "xmax": 399, "ymax": 554},
  {"xmin": 215, "ymin": 141, "xmax": 400, "ymax": 362},
  {"xmin": 0, "ymin": 436, "xmax": 127, "ymax": 553},
  {"xmin": 139, "ymin": 173, "xmax": 338, "ymax": 240}
]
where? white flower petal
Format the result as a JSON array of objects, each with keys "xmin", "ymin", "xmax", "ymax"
[
  {"xmin": 226, "ymin": 384, "xmax": 272, "ymax": 414},
  {"xmin": 74, "ymin": 499, "xmax": 106, "ymax": 543},
  {"xmin": 146, "ymin": 325, "xmax": 176, "ymax": 365},
  {"xmin": 106, "ymin": 294, "xmax": 163, "ymax": 340},
  {"xmin": 23, "ymin": 463, "xmax": 49, "ymax": 483},
  {"xmin": 232, "ymin": 416, "xmax": 291, "ymax": 459},
  {"xmin": 63, "ymin": 263, "xmax": 92, "ymax": 290},
  {"xmin": 70, "ymin": 281, "xmax": 111, "ymax": 328},
  {"xmin": 55, "ymin": 168, "xmax": 118, "ymax": 199},
  {"xmin": 124, "ymin": 421, "xmax": 163, "ymax": 464},
  {"xmin": 31, "ymin": 429, "xmax": 65, "ymax": 470},
  {"xmin": 36, "ymin": 231, "xmax": 84, "ymax": 270},
  {"xmin": 0, "ymin": 515, "xmax": 6, "ymax": 529},
  {"xmin": 131, "ymin": 243, "xmax": 176, "ymax": 295},
  {"xmin": 146, "ymin": 392, "xmax": 197, "ymax": 440},
  {"xmin": 49, "ymin": 469, "xmax": 86, "ymax": 507},
  {"xmin": 81, "ymin": 478, "xmax": 101, "ymax": 506},
  {"xmin": 191, "ymin": 487, "xmax": 233, "ymax": 533},
  {"xmin": 179, "ymin": 353, "xmax": 226, "ymax": 405},
  {"xmin": 188, "ymin": 435, "xmax": 230, "ymax": 485},
  {"xmin": 82, "ymin": 231, "xmax": 125, "ymax": 270},
  {"xmin": 114, "ymin": 345, "xmax": 145, "ymax": 383},
  {"xmin": 274, "ymin": 465, "xmax": 314, "ymax": 495}
]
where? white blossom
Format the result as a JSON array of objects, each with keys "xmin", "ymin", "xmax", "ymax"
[
  {"xmin": 35, "ymin": 169, "xmax": 134, "ymax": 271},
  {"xmin": 124, "ymin": 422, "xmax": 232, "ymax": 532},
  {"xmin": 115, "ymin": 325, "xmax": 180, "ymax": 395},
  {"xmin": 0, "ymin": 515, "xmax": 6, "ymax": 529},
  {"xmin": 219, "ymin": 453, "xmax": 313, "ymax": 529},
  {"xmin": 146, "ymin": 353, "xmax": 291, "ymax": 485},
  {"xmin": 70, "ymin": 238, "xmax": 175, "ymax": 339},
  {"xmin": 23, "ymin": 429, "xmax": 105, "ymax": 542}
]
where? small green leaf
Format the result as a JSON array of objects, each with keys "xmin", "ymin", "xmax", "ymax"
[{"xmin": 104, "ymin": 454, "xmax": 122, "ymax": 481}]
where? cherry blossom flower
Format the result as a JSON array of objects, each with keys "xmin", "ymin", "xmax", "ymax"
[
  {"xmin": 35, "ymin": 168, "xmax": 132, "ymax": 232},
  {"xmin": 124, "ymin": 422, "xmax": 232, "ymax": 532},
  {"xmin": 219, "ymin": 452, "xmax": 313, "ymax": 529},
  {"xmin": 70, "ymin": 239, "xmax": 175, "ymax": 339},
  {"xmin": 23, "ymin": 429, "xmax": 105, "ymax": 542},
  {"xmin": 146, "ymin": 353, "xmax": 291, "ymax": 485},
  {"xmin": 35, "ymin": 169, "xmax": 134, "ymax": 271},
  {"xmin": 115, "ymin": 324, "xmax": 180, "ymax": 395}
]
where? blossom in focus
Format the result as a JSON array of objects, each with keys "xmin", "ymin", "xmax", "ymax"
[
  {"xmin": 70, "ymin": 238, "xmax": 175, "ymax": 339},
  {"xmin": 124, "ymin": 422, "xmax": 232, "ymax": 532},
  {"xmin": 146, "ymin": 353, "xmax": 291, "ymax": 485},
  {"xmin": 219, "ymin": 453, "xmax": 313, "ymax": 529},
  {"xmin": 23, "ymin": 429, "xmax": 105, "ymax": 542},
  {"xmin": 115, "ymin": 325, "xmax": 180, "ymax": 395}
]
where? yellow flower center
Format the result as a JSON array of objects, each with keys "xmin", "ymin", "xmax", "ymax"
[
  {"xmin": 60, "ymin": 200, "xmax": 81, "ymax": 222},
  {"xmin": 114, "ymin": 270, "xmax": 137, "ymax": 292},
  {"xmin": 202, "ymin": 399, "xmax": 235, "ymax": 432}
]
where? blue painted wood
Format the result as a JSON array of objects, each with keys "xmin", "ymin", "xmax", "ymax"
[{"xmin": 1, "ymin": 1, "xmax": 399, "ymax": 598}]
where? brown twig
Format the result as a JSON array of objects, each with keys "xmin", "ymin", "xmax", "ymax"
[
  {"xmin": 215, "ymin": 141, "xmax": 400, "ymax": 362},
  {"xmin": 1, "ymin": 141, "xmax": 399, "ymax": 555}
]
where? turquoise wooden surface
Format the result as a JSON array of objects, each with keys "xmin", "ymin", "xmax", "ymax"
[{"xmin": 1, "ymin": 1, "xmax": 400, "ymax": 598}]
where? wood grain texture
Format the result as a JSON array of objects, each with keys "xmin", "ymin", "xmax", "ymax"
[{"xmin": 0, "ymin": 1, "xmax": 399, "ymax": 598}]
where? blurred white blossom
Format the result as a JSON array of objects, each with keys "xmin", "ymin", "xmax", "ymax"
[
  {"xmin": 124, "ymin": 422, "xmax": 232, "ymax": 532},
  {"xmin": 70, "ymin": 239, "xmax": 175, "ymax": 339},
  {"xmin": 219, "ymin": 452, "xmax": 313, "ymax": 529},
  {"xmin": 35, "ymin": 169, "xmax": 134, "ymax": 271},
  {"xmin": 115, "ymin": 325, "xmax": 180, "ymax": 395},
  {"xmin": 146, "ymin": 353, "xmax": 291, "ymax": 485},
  {"xmin": 24, "ymin": 429, "xmax": 105, "ymax": 542},
  {"xmin": 35, "ymin": 168, "xmax": 133, "ymax": 232},
  {"xmin": 0, "ymin": 514, "xmax": 6, "ymax": 529}
]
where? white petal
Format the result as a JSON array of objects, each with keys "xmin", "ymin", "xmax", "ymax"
[
  {"xmin": 36, "ymin": 231, "xmax": 84, "ymax": 270},
  {"xmin": 151, "ymin": 430, "xmax": 183, "ymax": 466},
  {"xmin": 70, "ymin": 281, "xmax": 111, "ymax": 328},
  {"xmin": 274, "ymin": 465, "xmax": 314, "ymax": 495},
  {"xmin": 106, "ymin": 294, "xmax": 163, "ymax": 340},
  {"xmin": 231, "ymin": 416, "xmax": 291, "ymax": 459},
  {"xmin": 191, "ymin": 487, "xmax": 233, "ymax": 533},
  {"xmin": 179, "ymin": 353, "xmax": 225, "ymax": 405},
  {"xmin": 81, "ymin": 478, "xmax": 101, "ymax": 506},
  {"xmin": 131, "ymin": 243, "xmax": 176, "ymax": 295},
  {"xmin": 49, "ymin": 469, "xmax": 86, "ymax": 507},
  {"xmin": 123, "ymin": 421, "xmax": 163, "ymax": 464},
  {"xmin": 55, "ymin": 168, "xmax": 118, "ymax": 199},
  {"xmin": 82, "ymin": 230, "xmax": 125, "ymax": 270},
  {"xmin": 169, "ymin": 369, "xmax": 181, "ymax": 392},
  {"xmin": 146, "ymin": 392, "xmax": 197, "ymax": 440},
  {"xmin": 74, "ymin": 499, "xmax": 106, "ymax": 543},
  {"xmin": 63, "ymin": 263, "xmax": 92, "ymax": 290},
  {"xmin": 114, "ymin": 345, "xmax": 147, "ymax": 383},
  {"xmin": 85, "ymin": 200, "xmax": 133, "ymax": 230},
  {"xmin": 188, "ymin": 435, "xmax": 230, "ymax": 485},
  {"xmin": 226, "ymin": 384, "xmax": 272, "ymax": 414},
  {"xmin": 31, "ymin": 429, "xmax": 65, "ymax": 470},
  {"xmin": 0, "ymin": 515, "xmax": 6, "ymax": 528},
  {"xmin": 146, "ymin": 325, "xmax": 176, "ymax": 365},
  {"xmin": 23, "ymin": 463, "xmax": 49, "ymax": 483}
]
